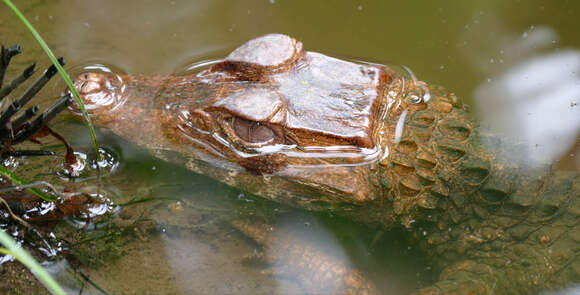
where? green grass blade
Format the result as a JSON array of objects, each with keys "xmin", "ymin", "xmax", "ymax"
[
  {"xmin": 2, "ymin": 0, "xmax": 101, "ymax": 161},
  {"xmin": 0, "ymin": 165, "xmax": 56, "ymax": 202},
  {"xmin": 0, "ymin": 231, "xmax": 66, "ymax": 295}
]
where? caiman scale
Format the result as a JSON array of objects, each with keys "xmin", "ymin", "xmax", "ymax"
[{"xmin": 70, "ymin": 34, "xmax": 580, "ymax": 294}]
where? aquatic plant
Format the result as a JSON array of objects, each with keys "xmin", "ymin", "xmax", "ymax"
[
  {"xmin": 0, "ymin": 230, "xmax": 66, "ymax": 295},
  {"xmin": 2, "ymin": 0, "xmax": 100, "ymax": 159},
  {"xmin": 0, "ymin": 0, "xmax": 102, "ymax": 293}
]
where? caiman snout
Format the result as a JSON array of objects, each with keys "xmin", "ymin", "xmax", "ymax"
[
  {"xmin": 69, "ymin": 72, "xmax": 126, "ymax": 115},
  {"xmin": 74, "ymin": 72, "xmax": 106, "ymax": 95}
]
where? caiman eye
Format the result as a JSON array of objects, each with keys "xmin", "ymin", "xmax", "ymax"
[{"xmin": 232, "ymin": 117, "xmax": 275, "ymax": 143}]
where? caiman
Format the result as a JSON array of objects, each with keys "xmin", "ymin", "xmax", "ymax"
[{"xmin": 69, "ymin": 34, "xmax": 580, "ymax": 294}]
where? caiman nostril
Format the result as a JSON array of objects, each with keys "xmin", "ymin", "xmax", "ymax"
[
  {"xmin": 69, "ymin": 71, "xmax": 126, "ymax": 115},
  {"xmin": 74, "ymin": 72, "xmax": 107, "ymax": 95}
]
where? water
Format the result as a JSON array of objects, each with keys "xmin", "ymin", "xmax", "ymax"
[{"xmin": 1, "ymin": 1, "xmax": 579, "ymax": 294}]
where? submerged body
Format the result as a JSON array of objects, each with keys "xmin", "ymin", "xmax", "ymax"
[{"xmin": 71, "ymin": 34, "xmax": 580, "ymax": 294}]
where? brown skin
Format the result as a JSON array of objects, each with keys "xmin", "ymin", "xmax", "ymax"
[{"xmin": 70, "ymin": 34, "xmax": 580, "ymax": 294}]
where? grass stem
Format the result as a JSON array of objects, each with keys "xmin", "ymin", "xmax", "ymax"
[{"xmin": 0, "ymin": 230, "xmax": 66, "ymax": 295}]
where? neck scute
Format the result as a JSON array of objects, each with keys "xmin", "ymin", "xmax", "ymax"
[{"xmin": 376, "ymin": 77, "xmax": 481, "ymax": 228}]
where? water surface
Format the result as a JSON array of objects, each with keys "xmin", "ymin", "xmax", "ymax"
[{"xmin": 1, "ymin": 1, "xmax": 579, "ymax": 294}]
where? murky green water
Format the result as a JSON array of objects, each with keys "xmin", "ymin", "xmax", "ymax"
[{"xmin": 1, "ymin": 0, "xmax": 579, "ymax": 294}]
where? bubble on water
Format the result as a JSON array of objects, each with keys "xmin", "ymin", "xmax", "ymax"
[
  {"xmin": 66, "ymin": 152, "xmax": 88, "ymax": 178},
  {"xmin": 57, "ymin": 147, "xmax": 119, "ymax": 180}
]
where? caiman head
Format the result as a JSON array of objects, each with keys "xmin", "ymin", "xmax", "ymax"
[{"xmin": 70, "ymin": 34, "xmax": 459, "ymax": 227}]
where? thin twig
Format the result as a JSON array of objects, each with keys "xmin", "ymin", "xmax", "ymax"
[
  {"xmin": 0, "ymin": 195, "xmax": 31, "ymax": 229},
  {"xmin": 0, "ymin": 180, "xmax": 84, "ymax": 199}
]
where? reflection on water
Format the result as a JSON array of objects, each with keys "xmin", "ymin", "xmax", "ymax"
[
  {"xmin": 473, "ymin": 27, "xmax": 580, "ymax": 168},
  {"xmin": 43, "ymin": 158, "xmax": 425, "ymax": 294}
]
